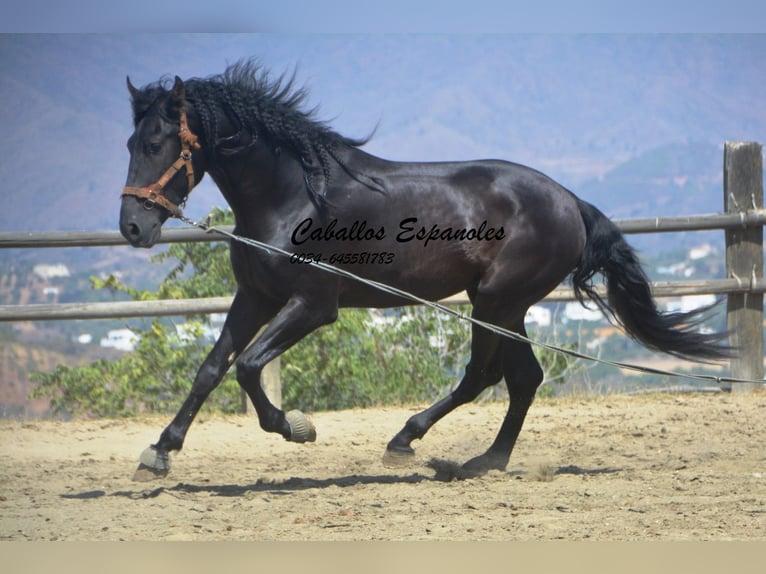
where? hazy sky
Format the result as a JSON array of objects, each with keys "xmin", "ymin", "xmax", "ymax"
[{"xmin": 1, "ymin": 0, "xmax": 765, "ymax": 33}]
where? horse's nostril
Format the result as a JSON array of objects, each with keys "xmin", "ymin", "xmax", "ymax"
[{"xmin": 128, "ymin": 223, "xmax": 141, "ymax": 238}]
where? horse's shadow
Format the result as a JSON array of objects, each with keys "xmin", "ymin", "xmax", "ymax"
[
  {"xmin": 157, "ymin": 472, "xmax": 437, "ymax": 499},
  {"xmin": 62, "ymin": 472, "xmax": 432, "ymax": 501},
  {"xmin": 60, "ymin": 463, "xmax": 621, "ymax": 501},
  {"xmin": 554, "ymin": 464, "xmax": 621, "ymax": 477}
]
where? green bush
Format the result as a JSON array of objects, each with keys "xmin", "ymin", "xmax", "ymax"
[
  {"xmin": 31, "ymin": 320, "xmax": 241, "ymax": 417},
  {"xmin": 282, "ymin": 305, "xmax": 471, "ymax": 412}
]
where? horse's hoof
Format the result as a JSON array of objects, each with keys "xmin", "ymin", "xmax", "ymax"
[
  {"xmin": 131, "ymin": 447, "xmax": 170, "ymax": 481},
  {"xmin": 285, "ymin": 410, "xmax": 316, "ymax": 443},
  {"xmin": 461, "ymin": 454, "xmax": 507, "ymax": 476},
  {"xmin": 381, "ymin": 447, "xmax": 415, "ymax": 468},
  {"xmin": 428, "ymin": 458, "xmax": 475, "ymax": 481},
  {"xmin": 132, "ymin": 463, "xmax": 169, "ymax": 482}
]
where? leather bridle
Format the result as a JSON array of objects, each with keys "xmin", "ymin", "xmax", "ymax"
[{"xmin": 121, "ymin": 106, "xmax": 201, "ymax": 216}]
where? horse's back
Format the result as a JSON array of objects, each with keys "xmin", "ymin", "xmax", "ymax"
[{"xmin": 332, "ymin": 154, "xmax": 586, "ymax": 307}]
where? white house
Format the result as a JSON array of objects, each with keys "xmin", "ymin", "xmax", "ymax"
[
  {"xmin": 525, "ymin": 305, "xmax": 552, "ymax": 327},
  {"xmin": 564, "ymin": 301, "xmax": 603, "ymax": 322},
  {"xmin": 665, "ymin": 294, "xmax": 718, "ymax": 314},
  {"xmin": 100, "ymin": 329, "xmax": 139, "ymax": 352},
  {"xmin": 688, "ymin": 243, "xmax": 715, "ymax": 260},
  {"xmin": 33, "ymin": 264, "xmax": 70, "ymax": 279}
]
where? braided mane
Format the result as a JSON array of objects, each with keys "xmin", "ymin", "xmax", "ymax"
[{"xmin": 130, "ymin": 60, "xmax": 381, "ymax": 210}]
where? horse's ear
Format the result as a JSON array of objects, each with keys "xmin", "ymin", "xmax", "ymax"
[
  {"xmin": 126, "ymin": 76, "xmax": 139, "ymax": 99},
  {"xmin": 171, "ymin": 76, "xmax": 186, "ymax": 104}
]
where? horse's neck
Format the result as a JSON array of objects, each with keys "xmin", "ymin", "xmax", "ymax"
[{"xmin": 208, "ymin": 151, "xmax": 314, "ymax": 237}]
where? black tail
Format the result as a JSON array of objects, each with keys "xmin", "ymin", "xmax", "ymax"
[{"xmin": 571, "ymin": 199, "xmax": 732, "ymax": 362}]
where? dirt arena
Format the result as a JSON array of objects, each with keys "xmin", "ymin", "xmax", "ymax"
[{"xmin": 1, "ymin": 392, "xmax": 765, "ymax": 541}]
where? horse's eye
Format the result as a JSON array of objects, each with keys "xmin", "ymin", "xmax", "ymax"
[{"xmin": 149, "ymin": 142, "xmax": 162, "ymax": 155}]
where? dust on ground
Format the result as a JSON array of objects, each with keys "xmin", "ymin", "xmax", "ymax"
[{"xmin": 1, "ymin": 392, "xmax": 765, "ymax": 541}]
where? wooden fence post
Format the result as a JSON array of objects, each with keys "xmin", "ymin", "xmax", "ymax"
[
  {"xmin": 241, "ymin": 359, "xmax": 282, "ymax": 413},
  {"xmin": 261, "ymin": 358, "xmax": 282, "ymax": 409},
  {"xmin": 724, "ymin": 142, "xmax": 764, "ymax": 391},
  {"xmin": 241, "ymin": 326, "xmax": 282, "ymax": 414}
]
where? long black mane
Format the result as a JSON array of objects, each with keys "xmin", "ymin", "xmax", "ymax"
[{"xmin": 131, "ymin": 60, "xmax": 377, "ymax": 208}]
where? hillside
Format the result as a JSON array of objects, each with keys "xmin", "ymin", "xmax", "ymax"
[
  {"xmin": 1, "ymin": 34, "xmax": 764, "ymax": 233},
  {"xmin": 0, "ymin": 335, "xmax": 129, "ymax": 418},
  {"xmin": 0, "ymin": 341, "xmax": 63, "ymax": 417}
]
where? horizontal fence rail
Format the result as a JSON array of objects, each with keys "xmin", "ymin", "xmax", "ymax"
[
  {"xmin": 1, "ymin": 279, "xmax": 764, "ymax": 322},
  {"xmin": 1, "ymin": 210, "xmax": 765, "ymax": 322},
  {"xmin": 2, "ymin": 210, "xmax": 765, "ymax": 249}
]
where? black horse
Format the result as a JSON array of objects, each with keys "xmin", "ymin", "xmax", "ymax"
[{"xmin": 120, "ymin": 61, "xmax": 729, "ymax": 481}]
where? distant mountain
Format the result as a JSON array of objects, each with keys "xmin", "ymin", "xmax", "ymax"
[
  {"xmin": 576, "ymin": 141, "xmax": 733, "ymax": 253},
  {"xmin": 578, "ymin": 141, "xmax": 725, "ymax": 218},
  {"xmin": 1, "ymin": 34, "xmax": 763, "ymax": 235}
]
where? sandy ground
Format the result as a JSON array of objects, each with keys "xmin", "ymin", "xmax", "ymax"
[{"xmin": 1, "ymin": 392, "xmax": 765, "ymax": 541}]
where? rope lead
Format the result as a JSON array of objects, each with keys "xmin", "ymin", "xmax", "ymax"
[{"xmin": 173, "ymin": 213, "xmax": 764, "ymax": 387}]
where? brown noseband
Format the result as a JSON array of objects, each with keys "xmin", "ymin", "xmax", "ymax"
[{"xmin": 121, "ymin": 106, "xmax": 201, "ymax": 215}]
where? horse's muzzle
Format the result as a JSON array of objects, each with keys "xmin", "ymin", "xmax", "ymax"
[{"xmin": 120, "ymin": 199, "xmax": 162, "ymax": 248}]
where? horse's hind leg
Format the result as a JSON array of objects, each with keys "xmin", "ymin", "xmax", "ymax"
[
  {"xmin": 384, "ymin": 298, "xmax": 506, "ymax": 464},
  {"xmin": 462, "ymin": 322, "xmax": 543, "ymax": 474}
]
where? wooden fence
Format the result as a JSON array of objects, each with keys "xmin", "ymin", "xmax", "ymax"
[{"xmin": 1, "ymin": 142, "xmax": 764, "ymax": 402}]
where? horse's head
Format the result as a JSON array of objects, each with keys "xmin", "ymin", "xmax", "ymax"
[{"xmin": 120, "ymin": 76, "xmax": 204, "ymax": 248}]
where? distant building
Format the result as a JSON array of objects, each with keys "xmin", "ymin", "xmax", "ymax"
[
  {"xmin": 656, "ymin": 262, "xmax": 695, "ymax": 277},
  {"xmin": 564, "ymin": 301, "xmax": 603, "ymax": 322},
  {"xmin": 100, "ymin": 329, "xmax": 138, "ymax": 352},
  {"xmin": 664, "ymin": 294, "xmax": 718, "ymax": 314},
  {"xmin": 688, "ymin": 243, "xmax": 715, "ymax": 260},
  {"xmin": 33, "ymin": 264, "xmax": 70, "ymax": 279},
  {"xmin": 176, "ymin": 313, "xmax": 227, "ymax": 344},
  {"xmin": 525, "ymin": 305, "xmax": 551, "ymax": 327}
]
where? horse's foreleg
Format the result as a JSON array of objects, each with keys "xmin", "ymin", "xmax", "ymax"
[
  {"xmin": 234, "ymin": 294, "xmax": 338, "ymax": 443},
  {"xmin": 132, "ymin": 292, "xmax": 273, "ymax": 481}
]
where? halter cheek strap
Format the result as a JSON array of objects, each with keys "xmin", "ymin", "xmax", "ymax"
[{"xmin": 121, "ymin": 107, "xmax": 201, "ymax": 215}]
